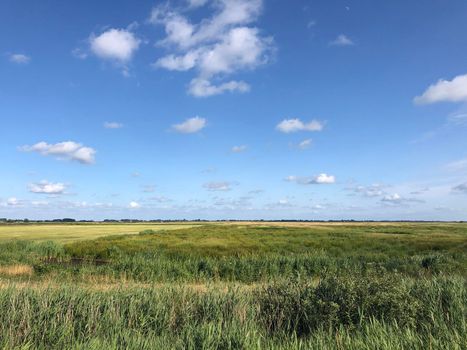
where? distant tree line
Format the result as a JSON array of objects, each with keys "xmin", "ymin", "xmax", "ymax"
[{"xmin": 0, "ymin": 218, "xmax": 465, "ymax": 224}]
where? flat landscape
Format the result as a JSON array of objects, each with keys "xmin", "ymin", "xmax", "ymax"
[
  {"xmin": 0, "ymin": 222, "xmax": 201, "ymax": 242},
  {"xmin": 0, "ymin": 222, "xmax": 465, "ymax": 349}
]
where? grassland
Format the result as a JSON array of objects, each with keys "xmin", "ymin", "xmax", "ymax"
[
  {"xmin": 0, "ymin": 222, "xmax": 200, "ymax": 242},
  {"xmin": 0, "ymin": 222, "xmax": 465, "ymax": 349}
]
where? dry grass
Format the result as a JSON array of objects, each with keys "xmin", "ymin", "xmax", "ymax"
[
  {"xmin": 0, "ymin": 223, "xmax": 201, "ymax": 242},
  {"xmin": 0, "ymin": 264, "xmax": 33, "ymax": 277}
]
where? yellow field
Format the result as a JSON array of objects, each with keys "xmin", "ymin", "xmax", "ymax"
[{"xmin": 0, "ymin": 223, "xmax": 201, "ymax": 242}]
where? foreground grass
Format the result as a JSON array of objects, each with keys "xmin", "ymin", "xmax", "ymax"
[
  {"xmin": 0, "ymin": 275, "xmax": 465, "ymax": 349},
  {"xmin": 0, "ymin": 223, "xmax": 465, "ymax": 349}
]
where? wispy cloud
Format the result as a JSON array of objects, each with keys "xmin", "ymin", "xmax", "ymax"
[
  {"xmin": 276, "ymin": 118, "xmax": 324, "ymax": 133},
  {"xmin": 285, "ymin": 173, "xmax": 335, "ymax": 185},
  {"xmin": 203, "ymin": 181, "xmax": 232, "ymax": 191},
  {"xmin": 445, "ymin": 158, "xmax": 467, "ymax": 172},
  {"xmin": 231, "ymin": 145, "xmax": 247, "ymax": 153},
  {"xmin": 142, "ymin": 185, "xmax": 156, "ymax": 193},
  {"xmin": 381, "ymin": 193, "xmax": 424, "ymax": 205},
  {"xmin": 173, "ymin": 116, "xmax": 206, "ymax": 133},
  {"xmin": 9, "ymin": 53, "xmax": 31, "ymax": 64},
  {"xmin": 347, "ymin": 184, "xmax": 387, "ymax": 198},
  {"xmin": 329, "ymin": 34, "xmax": 354, "ymax": 46},
  {"xmin": 298, "ymin": 139, "xmax": 312, "ymax": 149},
  {"xmin": 104, "ymin": 122, "xmax": 123, "ymax": 129}
]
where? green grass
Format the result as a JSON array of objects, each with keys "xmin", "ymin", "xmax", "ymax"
[
  {"xmin": 64, "ymin": 223, "xmax": 467, "ymax": 258},
  {"xmin": 0, "ymin": 275, "xmax": 464, "ymax": 349},
  {"xmin": 0, "ymin": 222, "xmax": 465, "ymax": 349}
]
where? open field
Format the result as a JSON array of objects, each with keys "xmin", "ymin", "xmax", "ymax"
[
  {"xmin": 0, "ymin": 222, "xmax": 465, "ymax": 349},
  {"xmin": 0, "ymin": 222, "xmax": 200, "ymax": 242}
]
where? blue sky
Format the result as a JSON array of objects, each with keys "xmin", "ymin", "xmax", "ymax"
[{"xmin": 1, "ymin": 0, "xmax": 467, "ymax": 220}]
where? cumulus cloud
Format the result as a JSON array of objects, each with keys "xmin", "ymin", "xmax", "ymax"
[
  {"xmin": 285, "ymin": 173, "xmax": 335, "ymax": 185},
  {"xmin": 90, "ymin": 28, "xmax": 141, "ymax": 63},
  {"xmin": 9, "ymin": 53, "xmax": 31, "ymax": 64},
  {"xmin": 19, "ymin": 141, "xmax": 96, "ymax": 164},
  {"xmin": 128, "ymin": 201, "xmax": 141, "ymax": 209},
  {"xmin": 329, "ymin": 34, "xmax": 354, "ymax": 46},
  {"xmin": 151, "ymin": 0, "xmax": 273, "ymax": 96},
  {"xmin": 172, "ymin": 116, "xmax": 206, "ymax": 133},
  {"xmin": 276, "ymin": 118, "xmax": 324, "ymax": 133},
  {"xmin": 414, "ymin": 74, "xmax": 467, "ymax": 104},
  {"xmin": 452, "ymin": 183, "xmax": 467, "ymax": 194},
  {"xmin": 104, "ymin": 122, "xmax": 123, "ymax": 129},
  {"xmin": 28, "ymin": 181, "xmax": 67, "ymax": 194},
  {"xmin": 203, "ymin": 181, "xmax": 232, "ymax": 191},
  {"xmin": 231, "ymin": 145, "xmax": 247, "ymax": 153}
]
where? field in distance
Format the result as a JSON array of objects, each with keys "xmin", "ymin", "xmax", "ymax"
[{"xmin": 0, "ymin": 222, "xmax": 201, "ymax": 242}]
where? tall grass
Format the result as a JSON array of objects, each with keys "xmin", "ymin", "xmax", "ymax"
[
  {"xmin": 0, "ymin": 223, "xmax": 465, "ymax": 348},
  {"xmin": 0, "ymin": 275, "xmax": 464, "ymax": 349}
]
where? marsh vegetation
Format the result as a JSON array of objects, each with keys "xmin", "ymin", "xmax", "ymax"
[{"xmin": 0, "ymin": 223, "xmax": 465, "ymax": 349}]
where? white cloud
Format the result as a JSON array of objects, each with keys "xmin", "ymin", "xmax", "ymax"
[
  {"xmin": 298, "ymin": 139, "xmax": 312, "ymax": 149},
  {"xmin": 285, "ymin": 173, "xmax": 336, "ymax": 185},
  {"xmin": 381, "ymin": 193, "xmax": 424, "ymax": 205},
  {"xmin": 151, "ymin": 0, "xmax": 272, "ymax": 96},
  {"xmin": 414, "ymin": 74, "xmax": 467, "ymax": 104},
  {"xmin": 9, "ymin": 54, "xmax": 31, "ymax": 64},
  {"xmin": 90, "ymin": 28, "xmax": 140, "ymax": 63},
  {"xmin": 329, "ymin": 34, "xmax": 354, "ymax": 46},
  {"xmin": 19, "ymin": 141, "xmax": 96, "ymax": 164},
  {"xmin": 155, "ymin": 52, "xmax": 199, "ymax": 71},
  {"xmin": 381, "ymin": 193, "xmax": 401, "ymax": 203},
  {"xmin": 129, "ymin": 201, "xmax": 141, "ymax": 209},
  {"xmin": 203, "ymin": 181, "xmax": 232, "ymax": 191},
  {"xmin": 231, "ymin": 145, "xmax": 247, "ymax": 153},
  {"xmin": 7, "ymin": 197, "xmax": 21, "ymax": 207},
  {"xmin": 188, "ymin": 78, "xmax": 250, "ymax": 97},
  {"xmin": 104, "ymin": 122, "xmax": 123, "ymax": 129},
  {"xmin": 28, "ymin": 181, "xmax": 66, "ymax": 194},
  {"xmin": 276, "ymin": 118, "xmax": 324, "ymax": 133},
  {"xmin": 172, "ymin": 116, "xmax": 206, "ymax": 133},
  {"xmin": 72, "ymin": 48, "xmax": 88, "ymax": 60},
  {"xmin": 350, "ymin": 184, "xmax": 386, "ymax": 198}
]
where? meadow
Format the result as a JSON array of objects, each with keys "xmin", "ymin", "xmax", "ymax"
[{"xmin": 0, "ymin": 222, "xmax": 465, "ymax": 349}]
